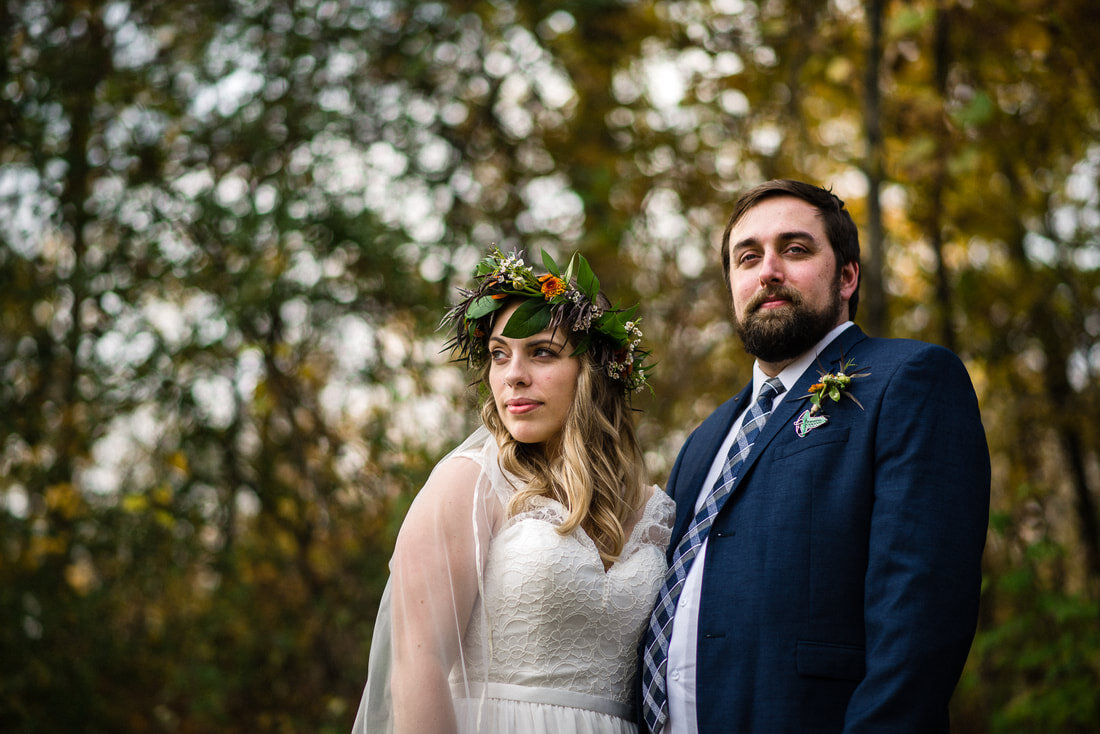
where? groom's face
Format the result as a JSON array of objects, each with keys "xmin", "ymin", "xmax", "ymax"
[{"xmin": 726, "ymin": 196, "xmax": 858, "ymax": 366}]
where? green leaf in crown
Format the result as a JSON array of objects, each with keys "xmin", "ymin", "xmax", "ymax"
[
  {"xmin": 467, "ymin": 295, "xmax": 504, "ymax": 320},
  {"xmin": 501, "ymin": 298, "xmax": 552, "ymax": 338},
  {"xmin": 542, "ymin": 249, "xmax": 561, "ymax": 277},
  {"xmin": 575, "ymin": 253, "xmax": 600, "ymax": 300}
]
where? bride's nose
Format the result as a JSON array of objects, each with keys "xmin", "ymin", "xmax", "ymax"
[{"xmin": 503, "ymin": 356, "xmax": 531, "ymax": 387}]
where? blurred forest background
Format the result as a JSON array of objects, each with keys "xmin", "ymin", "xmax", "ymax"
[{"xmin": 2, "ymin": 0, "xmax": 1098, "ymax": 732}]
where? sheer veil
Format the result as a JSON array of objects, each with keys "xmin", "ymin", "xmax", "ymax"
[{"xmin": 351, "ymin": 426, "xmax": 509, "ymax": 733}]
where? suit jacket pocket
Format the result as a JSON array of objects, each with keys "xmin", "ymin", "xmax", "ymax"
[
  {"xmin": 796, "ymin": 639, "xmax": 865, "ymax": 681},
  {"xmin": 774, "ymin": 426, "xmax": 850, "ymax": 460}
]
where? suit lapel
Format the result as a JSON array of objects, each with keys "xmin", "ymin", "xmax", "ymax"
[
  {"xmin": 721, "ymin": 325, "xmax": 870, "ymax": 502},
  {"xmin": 816, "ymin": 323, "xmax": 868, "ymax": 370},
  {"xmin": 669, "ymin": 384, "xmax": 752, "ymax": 547}
]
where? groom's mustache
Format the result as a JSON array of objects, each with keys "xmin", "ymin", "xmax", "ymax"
[{"xmin": 745, "ymin": 285, "xmax": 804, "ymax": 314}]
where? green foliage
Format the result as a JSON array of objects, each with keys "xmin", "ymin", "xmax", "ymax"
[{"xmin": 964, "ymin": 561, "xmax": 1100, "ymax": 733}]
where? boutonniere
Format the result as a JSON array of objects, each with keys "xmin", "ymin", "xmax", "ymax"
[{"xmin": 793, "ymin": 359, "xmax": 870, "ymax": 437}]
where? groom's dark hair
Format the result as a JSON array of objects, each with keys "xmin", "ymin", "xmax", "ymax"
[{"xmin": 720, "ymin": 179, "xmax": 862, "ymax": 320}]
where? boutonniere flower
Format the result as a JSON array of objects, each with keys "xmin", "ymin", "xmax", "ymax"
[{"xmin": 794, "ymin": 359, "xmax": 870, "ymax": 437}]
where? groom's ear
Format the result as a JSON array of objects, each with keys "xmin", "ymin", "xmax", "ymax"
[{"xmin": 839, "ymin": 261, "xmax": 859, "ymax": 310}]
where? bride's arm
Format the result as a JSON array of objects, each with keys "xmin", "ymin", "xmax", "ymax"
[{"xmin": 389, "ymin": 457, "xmax": 484, "ymax": 734}]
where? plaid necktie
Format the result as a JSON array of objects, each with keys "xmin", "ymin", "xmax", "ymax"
[{"xmin": 640, "ymin": 377, "xmax": 786, "ymax": 733}]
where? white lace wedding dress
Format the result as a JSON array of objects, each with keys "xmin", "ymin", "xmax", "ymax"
[{"xmin": 352, "ymin": 427, "xmax": 674, "ymax": 733}]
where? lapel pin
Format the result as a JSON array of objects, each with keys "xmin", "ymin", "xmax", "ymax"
[{"xmin": 793, "ymin": 357, "xmax": 870, "ymax": 438}]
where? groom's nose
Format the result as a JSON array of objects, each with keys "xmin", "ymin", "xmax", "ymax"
[{"xmin": 758, "ymin": 249, "xmax": 786, "ymax": 285}]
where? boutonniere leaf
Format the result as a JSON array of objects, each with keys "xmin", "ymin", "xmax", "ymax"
[{"xmin": 794, "ymin": 358, "xmax": 870, "ymax": 437}]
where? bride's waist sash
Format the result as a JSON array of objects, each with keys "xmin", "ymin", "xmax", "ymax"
[{"xmin": 453, "ymin": 681, "xmax": 633, "ymax": 721}]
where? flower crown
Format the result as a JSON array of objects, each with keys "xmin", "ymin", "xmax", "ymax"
[{"xmin": 441, "ymin": 248, "xmax": 652, "ymax": 393}]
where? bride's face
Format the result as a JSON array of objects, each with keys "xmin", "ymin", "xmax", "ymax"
[{"xmin": 487, "ymin": 301, "xmax": 581, "ymax": 445}]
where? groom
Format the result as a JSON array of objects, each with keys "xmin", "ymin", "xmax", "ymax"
[{"xmin": 641, "ymin": 180, "xmax": 990, "ymax": 733}]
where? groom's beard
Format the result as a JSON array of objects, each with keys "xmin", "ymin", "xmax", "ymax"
[{"xmin": 735, "ymin": 280, "xmax": 843, "ymax": 364}]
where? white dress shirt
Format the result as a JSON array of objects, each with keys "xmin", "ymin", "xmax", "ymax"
[{"xmin": 662, "ymin": 322, "xmax": 852, "ymax": 734}]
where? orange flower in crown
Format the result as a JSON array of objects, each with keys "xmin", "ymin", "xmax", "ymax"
[{"xmin": 539, "ymin": 274, "xmax": 566, "ymax": 299}]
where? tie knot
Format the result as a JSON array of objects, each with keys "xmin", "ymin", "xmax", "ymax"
[{"xmin": 759, "ymin": 377, "xmax": 785, "ymax": 404}]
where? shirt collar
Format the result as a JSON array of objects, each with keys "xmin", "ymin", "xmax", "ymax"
[{"xmin": 751, "ymin": 321, "xmax": 854, "ymax": 402}]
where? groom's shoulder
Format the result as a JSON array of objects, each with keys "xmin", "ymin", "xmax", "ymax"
[
  {"xmin": 849, "ymin": 334, "xmax": 975, "ymax": 390},
  {"xmin": 856, "ymin": 333, "xmax": 964, "ymax": 363}
]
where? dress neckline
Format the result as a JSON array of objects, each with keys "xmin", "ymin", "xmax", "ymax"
[{"xmin": 501, "ymin": 486, "xmax": 670, "ymax": 573}]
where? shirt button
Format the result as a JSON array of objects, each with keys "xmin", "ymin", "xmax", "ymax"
[{"xmin": 671, "ymin": 670, "xmax": 681, "ymax": 681}]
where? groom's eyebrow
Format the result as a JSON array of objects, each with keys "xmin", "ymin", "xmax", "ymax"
[{"xmin": 732, "ymin": 230, "xmax": 818, "ymax": 249}]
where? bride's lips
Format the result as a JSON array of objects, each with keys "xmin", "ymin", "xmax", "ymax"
[{"xmin": 505, "ymin": 398, "xmax": 541, "ymax": 414}]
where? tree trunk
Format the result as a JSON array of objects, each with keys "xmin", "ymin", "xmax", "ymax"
[
  {"xmin": 927, "ymin": 1, "xmax": 957, "ymax": 353},
  {"xmin": 861, "ymin": 0, "xmax": 887, "ymax": 337}
]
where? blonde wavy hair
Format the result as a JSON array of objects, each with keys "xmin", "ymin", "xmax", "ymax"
[{"xmin": 479, "ymin": 346, "xmax": 648, "ymax": 567}]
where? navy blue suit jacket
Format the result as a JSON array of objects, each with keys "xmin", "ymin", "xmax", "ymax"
[{"xmin": 654, "ymin": 325, "xmax": 989, "ymax": 733}]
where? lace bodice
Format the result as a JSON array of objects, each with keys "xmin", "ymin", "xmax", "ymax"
[
  {"xmin": 352, "ymin": 428, "xmax": 675, "ymax": 733},
  {"xmin": 454, "ymin": 489, "xmax": 674, "ymax": 707}
]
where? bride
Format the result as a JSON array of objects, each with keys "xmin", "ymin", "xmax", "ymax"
[{"xmin": 352, "ymin": 249, "xmax": 673, "ymax": 733}]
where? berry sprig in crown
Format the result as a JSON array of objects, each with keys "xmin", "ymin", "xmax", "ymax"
[{"xmin": 442, "ymin": 248, "xmax": 652, "ymax": 393}]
